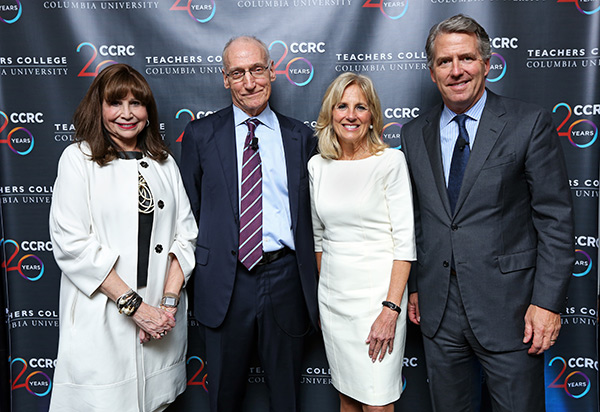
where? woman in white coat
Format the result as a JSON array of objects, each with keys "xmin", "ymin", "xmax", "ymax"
[{"xmin": 49, "ymin": 64, "xmax": 197, "ymax": 412}]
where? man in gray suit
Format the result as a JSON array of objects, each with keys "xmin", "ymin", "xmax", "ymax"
[{"xmin": 400, "ymin": 14, "xmax": 574, "ymax": 412}]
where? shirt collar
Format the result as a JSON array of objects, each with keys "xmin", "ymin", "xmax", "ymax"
[
  {"xmin": 233, "ymin": 103, "xmax": 276, "ymax": 131},
  {"xmin": 440, "ymin": 89, "xmax": 488, "ymax": 127}
]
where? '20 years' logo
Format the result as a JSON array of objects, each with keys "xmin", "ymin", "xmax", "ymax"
[
  {"xmin": 76, "ymin": 42, "xmax": 138, "ymax": 77},
  {"xmin": 0, "ymin": 111, "xmax": 35, "ymax": 155},
  {"xmin": 268, "ymin": 41, "xmax": 315, "ymax": 87},
  {"xmin": 0, "ymin": 0, "xmax": 22, "ymax": 24},
  {"xmin": 174, "ymin": 109, "xmax": 215, "ymax": 142},
  {"xmin": 0, "ymin": 239, "xmax": 45, "ymax": 281},
  {"xmin": 187, "ymin": 356, "xmax": 208, "ymax": 391},
  {"xmin": 11, "ymin": 357, "xmax": 52, "ymax": 397},
  {"xmin": 553, "ymin": 103, "xmax": 598, "ymax": 148},
  {"xmin": 548, "ymin": 357, "xmax": 594, "ymax": 399},
  {"xmin": 557, "ymin": 0, "xmax": 600, "ymax": 15},
  {"xmin": 362, "ymin": 0, "xmax": 408, "ymax": 20},
  {"xmin": 170, "ymin": 0, "xmax": 216, "ymax": 23}
]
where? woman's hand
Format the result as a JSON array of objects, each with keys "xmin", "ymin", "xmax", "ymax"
[
  {"xmin": 365, "ymin": 308, "xmax": 399, "ymax": 362},
  {"xmin": 132, "ymin": 303, "xmax": 176, "ymax": 341},
  {"xmin": 139, "ymin": 329, "xmax": 151, "ymax": 344},
  {"xmin": 161, "ymin": 305, "xmax": 178, "ymax": 316}
]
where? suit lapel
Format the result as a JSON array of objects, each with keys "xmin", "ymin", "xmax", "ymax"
[
  {"xmin": 423, "ymin": 107, "xmax": 453, "ymax": 217},
  {"xmin": 214, "ymin": 107, "xmax": 240, "ymax": 220},
  {"xmin": 277, "ymin": 112, "xmax": 301, "ymax": 231},
  {"xmin": 453, "ymin": 92, "xmax": 507, "ymax": 215}
]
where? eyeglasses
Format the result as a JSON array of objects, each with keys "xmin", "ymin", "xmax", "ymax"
[{"xmin": 225, "ymin": 63, "xmax": 271, "ymax": 81}]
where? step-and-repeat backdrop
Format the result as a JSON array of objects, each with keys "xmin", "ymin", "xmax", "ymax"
[{"xmin": 0, "ymin": 1, "xmax": 598, "ymax": 411}]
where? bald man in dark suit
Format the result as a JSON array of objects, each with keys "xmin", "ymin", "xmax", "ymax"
[{"xmin": 180, "ymin": 36, "xmax": 318, "ymax": 412}]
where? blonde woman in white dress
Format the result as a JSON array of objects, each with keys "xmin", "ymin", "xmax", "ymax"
[{"xmin": 309, "ymin": 72, "xmax": 416, "ymax": 412}]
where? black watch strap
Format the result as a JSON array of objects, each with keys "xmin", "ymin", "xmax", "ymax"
[{"xmin": 382, "ymin": 300, "xmax": 401, "ymax": 314}]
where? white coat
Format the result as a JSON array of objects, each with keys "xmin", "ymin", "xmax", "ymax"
[{"xmin": 48, "ymin": 142, "xmax": 197, "ymax": 412}]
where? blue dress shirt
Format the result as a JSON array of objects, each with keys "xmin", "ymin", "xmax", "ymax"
[
  {"xmin": 439, "ymin": 90, "xmax": 488, "ymax": 187},
  {"xmin": 233, "ymin": 104, "xmax": 295, "ymax": 252}
]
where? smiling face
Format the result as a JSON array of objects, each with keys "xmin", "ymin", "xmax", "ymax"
[
  {"xmin": 102, "ymin": 92, "xmax": 148, "ymax": 151},
  {"xmin": 429, "ymin": 32, "xmax": 490, "ymax": 114},
  {"xmin": 223, "ymin": 38, "xmax": 276, "ymax": 117},
  {"xmin": 332, "ymin": 83, "xmax": 372, "ymax": 147}
]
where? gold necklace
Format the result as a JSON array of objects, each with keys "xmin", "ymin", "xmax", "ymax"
[{"xmin": 138, "ymin": 172, "xmax": 154, "ymax": 214}]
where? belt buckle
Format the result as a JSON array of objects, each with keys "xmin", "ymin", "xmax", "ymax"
[{"xmin": 259, "ymin": 248, "xmax": 286, "ymax": 266}]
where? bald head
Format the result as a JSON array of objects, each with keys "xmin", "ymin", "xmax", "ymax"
[{"xmin": 222, "ymin": 36, "xmax": 270, "ymax": 72}]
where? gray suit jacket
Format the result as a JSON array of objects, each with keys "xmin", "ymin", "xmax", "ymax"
[{"xmin": 400, "ymin": 90, "xmax": 574, "ymax": 352}]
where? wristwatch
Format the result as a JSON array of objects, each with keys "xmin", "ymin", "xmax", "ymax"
[
  {"xmin": 161, "ymin": 293, "xmax": 179, "ymax": 308},
  {"xmin": 382, "ymin": 300, "xmax": 401, "ymax": 314}
]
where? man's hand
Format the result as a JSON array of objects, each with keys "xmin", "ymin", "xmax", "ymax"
[
  {"xmin": 408, "ymin": 292, "xmax": 420, "ymax": 325},
  {"xmin": 523, "ymin": 304, "xmax": 561, "ymax": 355}
]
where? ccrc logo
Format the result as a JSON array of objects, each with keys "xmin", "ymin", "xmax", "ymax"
[
  {"xmin": 170, "ymin": 0, "xmax": 216, "ymax": 23},
  {"xmin": 0, "ymin": 0, "xmax": 22, "ymax": 24},
  {"xmin": 76, "ymin": 42, "xmax": 119, "ymax": 77},
  {"xmin": 269, "ymin": 41, "xmax": 314, "ymax": 87},
  {"xmin": 548, "ymin": 356, "xmax": 594, "ymax": 398},
  {"xmin": 362, "ymin": 0, "xmax": 408, "ymax": 20},
  {"xmin": 0, "ymin": 239, "xmax": 45, "ymax": 281},
  {"xmin": 0, "ymin": 110, "xmax": 36, "ymax": 155},
  {"xmin": 553, "ymin": 103, "xmax": 598, "ymax": 149},
  {"xmin": 557, "ymin": 0, "xmax": 600, "ymax": 15},
  {"xmin": 174, "ymin": 109, "xmax": 215, "ymax": 142},
  {"xmin": 11, "ymin": 357, "xmax": 52, "ymax": 397},
  {"xmin": 289, "ymin": 42, "xmax": 326, "ymax": 54},
  {"xmin": 487, "ymin": 53, "xmax": 507, "ymax": 83}
]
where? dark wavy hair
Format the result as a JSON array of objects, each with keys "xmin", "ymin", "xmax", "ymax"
[{"xmin": 73, "ymin": 63, "xmax": 170, "ymax": 166}]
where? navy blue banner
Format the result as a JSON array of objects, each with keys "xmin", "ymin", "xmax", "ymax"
[{"xmin": 1, "ymin": 1, "xmax": 598, "ymax": 411}]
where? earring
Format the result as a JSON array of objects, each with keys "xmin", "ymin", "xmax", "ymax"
[
  {"xmin": 369, "ymin": 124, "xmax": 373, "ymax": 130},
  {"xmin": 146, "ymin": 120, "xmax": 150, "ymax": 127}
]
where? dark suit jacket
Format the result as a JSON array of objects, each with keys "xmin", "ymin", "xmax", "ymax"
[
  {"xmin": 400, "ymin": 90, "xmax": 574, "ymax": 352},
  {"xmin": 180, "ymin": 105, "xmax": 319, "ymax": 330}
]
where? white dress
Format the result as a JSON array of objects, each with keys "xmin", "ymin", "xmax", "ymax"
[{"xmin": 308, "ymin": 148, "xmax": 416, "ymax": 405}]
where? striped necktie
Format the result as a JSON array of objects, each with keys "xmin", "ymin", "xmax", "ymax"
[{"xmin": 239, "ymin": 118, "xmax": 263, "ymax": 270}]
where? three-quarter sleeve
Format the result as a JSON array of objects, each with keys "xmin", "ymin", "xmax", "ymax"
[
  {"xmin": 384, "ymin": 150, "xmax": 417, "ymax": 261},
  {"xmin": 49, "ymin": 145, "xmax": 119, "ymax": 297},
  {"xmin": 166, "ymin": 157, "xmax": 198, "ymax": 285},
  {"xmin": 308, "ymin": 157, "xmax": 324, "ymax": 253}
]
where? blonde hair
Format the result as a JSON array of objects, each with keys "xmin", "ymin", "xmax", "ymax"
[{"xmin": 315, "ymin": 72, "xmax": 387, "ymax": 160}]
